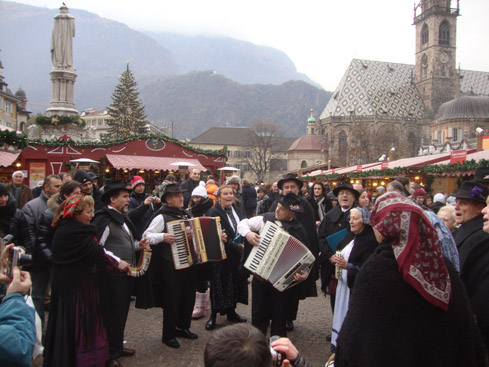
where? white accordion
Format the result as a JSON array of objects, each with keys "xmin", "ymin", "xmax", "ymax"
[{"xmin": 244, "ymin": 221, "xmax": 315, "ymax": 292}]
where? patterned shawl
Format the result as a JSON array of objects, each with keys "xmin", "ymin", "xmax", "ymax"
[{"xmin": 370, "ymin": 192, "xmax": 451, "ymax": 310}]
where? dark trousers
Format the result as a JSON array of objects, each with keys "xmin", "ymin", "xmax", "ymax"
[
  {"xmin": 252, "ymin": 277, "xmax": 289, "ymax": 337},
  {"xmin": 161, "ymin": 259, "xmax": 198, "ymax": 341},
  {"xmin": 106, "ymin": 274, "xmax": 134, "ymax": 361},
  {"xmin": 31, "ymin": 266, "xmax": 51, "ymax": 328}
]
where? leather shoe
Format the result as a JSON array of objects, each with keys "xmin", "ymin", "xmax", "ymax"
[
  {"xmin": 121, "ymin": 347, "xmax": 135, "ymax": 357},
  {"xmin": 286, "ymin": 320, "xmax": 294, "ymax": 331},
  {"xmin": 227, "ymin": 311, "xmax": 247, "ymax": 323},
  {"xmin": 106, "ymin": 360, "xmax": 123, "ymax": 367},
  {"xmin": 162, "ymin": 338, "xmax": 180, "ymax": 349},
  {"xmin": 205, "ymin": 318, "xmax": 216, "ymax": 330},
  {"xmin": 175, "ymin": 328, "xmax": 198, "ymax": 339}
]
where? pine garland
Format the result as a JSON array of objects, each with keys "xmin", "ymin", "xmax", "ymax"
[
  {"xmin": 35, "ymin": 114, "xmax": 86, "ymax": 128},
  {"xmin": 0, "ymin": 130, "xmax": 28, "ymax": 149},
  {"xmin": 26, "ymin": 133, "xmax": 226, "ymax": 157}
]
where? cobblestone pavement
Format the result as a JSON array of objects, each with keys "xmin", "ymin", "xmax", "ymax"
[{"xmin": 34, "ymin": 283, "xmax": 333, "ymax": 367}]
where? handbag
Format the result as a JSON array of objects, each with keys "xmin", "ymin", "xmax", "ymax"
[{"xmin": 327, "ymin": 276, "xmax": 338, "ymax": 295}]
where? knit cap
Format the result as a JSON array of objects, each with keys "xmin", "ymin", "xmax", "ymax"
[
  {"xmin": 192, "ymin": 185, "xmax": 208, "ymax": 198},
  {"xmin": 131, "ymin": 175, "xmax": 145, "ymax": 189}
]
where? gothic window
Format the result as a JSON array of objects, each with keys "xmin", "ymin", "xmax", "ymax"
[
  {"xmin": 439, "ymin": 20, "xmax": 450, "ymax": 46},
  {"xmin": 301, "ymin": 160, "xmax": 307, "ymax": 169},
  {"xmin": 338, "ymin": 130, "xmax": 347, "ymax": 166},
  {"xmin": 421, "ymin": 24, "xmax": 429, "ymax": 45}
]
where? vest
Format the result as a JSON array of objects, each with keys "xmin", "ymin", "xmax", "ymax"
[{"xmin": 105, "ymin": 221, "xmax": 136, "ymax": 269}]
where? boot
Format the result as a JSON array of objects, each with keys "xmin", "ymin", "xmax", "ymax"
[
  {"xmin": 192, "ymin": 292, "xmax": 206, "ymax": 319},
  {"xmin": 205, "ymin": 311, "xmax": 217, "ymax": 330}
]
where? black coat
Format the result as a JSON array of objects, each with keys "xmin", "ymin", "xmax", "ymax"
[
  {"xmin": 270, "ymin": 196, "xmax": 319, "ymax": 297},
  {"xmin": 344, "ymin": 225, "xmax": 378, "ymax": 289},
  {"xmin": 453, "ymin": 215, "xmax": 489, "ymax": 268},
  {"xmin": 317, "ymin": 204, "xmax": 356, "ymax": 291},
  {"xmin": 0, "ymin": 194, "xmax": 31, "ymax": 255},
  {"xmin": 180, "ymin": 178, "xmax": 200, "ymax": 208},
  {"xmin": 335, "ymin": 242, "xmax": 485, "ymax": 367},
  {"xmin": 208, "ymin": 203, "xmax": 248, "ymax": 312}
]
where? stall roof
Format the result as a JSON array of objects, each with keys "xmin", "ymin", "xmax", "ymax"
[
  {"xmin": 106, "ymin": 154, "xmax": 206, "ymax": 171},
  {"xmin": 362, "ymin": 152, "xmax": 455, "ymax": 171},
  {"xmin": 0, "ymin": 151, "xmax": 20, "ymax": 167},
  {"xmin": 436, "ymin": 149, "xmax": 489, "ymax": 165}
]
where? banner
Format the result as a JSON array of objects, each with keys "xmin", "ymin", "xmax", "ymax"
[
  {"xmin": 450, "ymin": 150, "xmax": 466, "ymax": 164},
  {"xmin": 356, "ymin": 165, "xmax": 362, "ymax": 172},
  {"xmin": 381, "ymin": 161, "xmax": 389, "ymax": 170}
]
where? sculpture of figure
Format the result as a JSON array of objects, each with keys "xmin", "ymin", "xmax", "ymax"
[{"xmin": 50, "ymin": 4, "xmax": 75, "ymax": 70}]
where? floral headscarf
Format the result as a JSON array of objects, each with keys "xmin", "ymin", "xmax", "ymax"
[
  {"xmin": 52, "ymin": 194, "xmax": 92, "ymax": 227},
  {"xmin": 370, "ymin": 192, "xmax": 451, "ymax": 310}
]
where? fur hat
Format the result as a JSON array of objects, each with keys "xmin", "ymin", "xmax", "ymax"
[{"xmin": 131, "ymin": 175, "xmax": 145, "ymax": 189}]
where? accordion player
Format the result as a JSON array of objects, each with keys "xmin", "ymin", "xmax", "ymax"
[
  {"xmin": 166, "ymin": 216, "xmax": 227, "ymax": 270},
  {"xmin": 243, "ymin": 220, "xmax": 315, "ymax": 292}
]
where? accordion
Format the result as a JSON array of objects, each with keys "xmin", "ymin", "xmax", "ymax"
[
  {"xmin": 128, "ymin": 249, "xmax": 152, "ymax": 277},
  {"xmin": 244, "ymin": 221, "xmax": 315, "ymax": 292},
  {"xmin": 166, "ymin": 217, "xmax": 227, "ymax": 270}
]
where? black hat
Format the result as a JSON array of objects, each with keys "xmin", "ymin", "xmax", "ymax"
[
  {"xmin": 0, "ymin": 183, "xmax": 8, "ymax": 196},
  {"xmin": 452, "ymin": 181, "xmax": 489, "ymax": 204},
  {"xmin": 73, "ymin": 170, "xmax": 91, "ymax": 184},
  {"xmin": 101, "ymin": 180, "xmax": 131, "ymax": 203},
  {"xmin": 333, "ymin": 182, "xmax": 360, "ymax": 199},
  {"xmin": 161, "ymin": 183, "xmax": 187, "ymax": 201},
  {"xmin": 277, "ymin": 174, "xmax": 303, "ymax": 190},
  {"xmin": 278, "ymin": 193, "xmax": 304, "ymax": 213},
  {"xmin": 473, "ymin": 167, "xmax": 489, "ymax": 184}
]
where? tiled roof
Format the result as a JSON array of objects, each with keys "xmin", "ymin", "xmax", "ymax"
[
  {"xmin": 320, "ymin": 59, "xmax": 489, "ymax": 120},
  {"xmin": 191, "ymin": 127, "xmax": 255, "ymax": 146},
  {"xmin": 438, "ymin": 96, "xmax": 489, "ymax": 121},
  {"xmin": 288, "ymin": 135, "xmax": 325, "ymax": 151}
]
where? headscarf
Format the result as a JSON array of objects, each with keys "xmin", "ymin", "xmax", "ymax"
[
  {"xmin": 52, "ymin": 193, "xmax": 92, "ymax": 227},
  {"xmin": 370, "ymin": 192, "xmax": 451, "ymax": 310},
  {"xmin": 351, "ymin": 206, "xmax": 370, "ymax": 224}
]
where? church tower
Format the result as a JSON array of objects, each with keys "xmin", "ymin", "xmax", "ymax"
[{"xmin": 413, "ymin": 0, "xmax": 460, "ymax": 118}]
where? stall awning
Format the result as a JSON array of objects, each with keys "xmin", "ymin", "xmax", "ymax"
[
  {"xmin": 0, "ymin": 151, "xmax": 20, "ymax": 167},
  {"xmin": 106, "ymin": 154, "xmax": 206, "ymax": 171}
]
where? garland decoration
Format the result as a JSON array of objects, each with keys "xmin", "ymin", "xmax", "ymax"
[
  {"xmin": 0, "ymin": 129, "xmax": 28, "ymax": 149},
  {"xmin": 36, "ymin": 114, "xmax": 86, "ymax": 128},
  {"xmin": 26, "ymin": 133, "xmax": 226, "ymax": 157}
]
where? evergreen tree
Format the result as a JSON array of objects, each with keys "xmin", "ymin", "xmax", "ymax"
[{"xmin": 106, "ymin": 62, "xmax": 148, "ymax": 139}]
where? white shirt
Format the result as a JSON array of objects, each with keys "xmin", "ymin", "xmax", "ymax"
[{"xmin": 143, "ymin": 214, "xmax": 167, "ymax": 245}]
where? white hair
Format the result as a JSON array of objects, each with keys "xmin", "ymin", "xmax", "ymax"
[{"xmin": 12, "ymin": 170, "xmax": 24, "ymax": 178}]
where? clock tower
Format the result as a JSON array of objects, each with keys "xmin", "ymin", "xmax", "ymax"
[{"xmin": 414, "ymin": 0, "xmax": 460, "ymax": 118}]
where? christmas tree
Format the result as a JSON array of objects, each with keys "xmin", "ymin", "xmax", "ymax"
[{"xmin": 106, "ymin": 62, "xmax": 148, "ymax": 139}]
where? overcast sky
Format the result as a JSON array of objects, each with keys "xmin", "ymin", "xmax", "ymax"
[{"xmin": 16, "ymin": 0, "xmax": 489, "ymax": 91}]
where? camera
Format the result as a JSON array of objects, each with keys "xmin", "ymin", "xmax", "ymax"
[
  {"xmin": 270, "ymin": 335, "xmax": 285, "ymax": 366},
  {"xmin": 150, "ymin": 196, "xmax": 156, "ymax": 202},
  {"xmin": 1, "ymin": 235, "xmax": 32, "ymax": 279}
]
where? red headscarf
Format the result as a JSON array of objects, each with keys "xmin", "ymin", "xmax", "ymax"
[{"xmin": 370, "ymin": 192, "xmax": 451, "ymax": 310}]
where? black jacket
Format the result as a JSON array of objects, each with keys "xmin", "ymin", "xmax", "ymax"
[
  {"xmin": 0, "ymin": 194, "xmax": 31, "ymax": 254},
  {"xmin": 335, "ymin": 242, "xmax": 485, "ymax": 367},
  {"xmin": 180, "ymin": 178, "xmax": 200, "ymax": 208}
]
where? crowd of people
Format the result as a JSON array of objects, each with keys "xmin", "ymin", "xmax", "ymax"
[{"xmin": 1, "ymin": 166, "xmax": 489, "ymax": 366}]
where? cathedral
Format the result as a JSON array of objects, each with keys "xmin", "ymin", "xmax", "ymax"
[{"xmin": 317, "ymin": 0, "xmax": 489, "ymax": 167}]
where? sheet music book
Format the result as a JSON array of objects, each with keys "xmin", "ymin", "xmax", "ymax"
[{"xmin": 326, "ymin": 228, "xmax": 348, "ymax": 252}]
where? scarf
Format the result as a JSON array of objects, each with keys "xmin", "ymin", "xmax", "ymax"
[{"xmin": 370, "ymin": 192, "xmax": 451, "ymax": 310}]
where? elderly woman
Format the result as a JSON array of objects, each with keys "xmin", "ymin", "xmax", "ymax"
[
  {"xmin": 308, "ymin": 182, "xmax": 332, "ymax": 227},
  {"xmin": 43, "ymin": 194, "xmax": 126, "ymax": 367},
  {"xmin": 437, "ymin": 205, "xmax": 457, "ymax": 233},
  {"xmin": 334, "ymin": 192, "xmax": 484, "ymax": 367},
  {"xmin": 330, "ymin": 207, "xmax": 376, "ymax": 351},
  {"xmin": 205, "ymin": 185, "xmax": 248, "ymax": 330}
]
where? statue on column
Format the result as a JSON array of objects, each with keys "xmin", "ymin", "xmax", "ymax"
[{"xmin": 50, "ymin": 4, "xmax": 75, "ymax": 70}]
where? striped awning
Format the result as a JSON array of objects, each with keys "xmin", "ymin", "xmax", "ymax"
[
  {"xmin": 0, "ymin": 151, "xmax": 20, "ymax": 167},
  {"xmin": 106, "ymin": 154, "xmax": 206, "ymax": 171}
]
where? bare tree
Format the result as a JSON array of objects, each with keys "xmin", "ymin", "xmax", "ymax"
[
  {"xmin": 241, "ymin": 121, "xmax": 280, "ymax": 182},
  {"xmin": 348, "ymin": 123, "xmax": 397, "ymax": 165}
]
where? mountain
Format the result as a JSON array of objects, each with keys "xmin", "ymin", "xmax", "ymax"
[
  {"xmin": 146, "ymin": 32, "xmax": 322, "ymax": 88},
  {"xmin": 0, "ymin": 1, "xmax": 330, "ymax": 138},
  {"xmin": 0, "ymin": 1, "xmax": 177, "ymax": 109},
  {"xmin": 140, "ymin": 71, "xmax": 330, "ymax": 138}
]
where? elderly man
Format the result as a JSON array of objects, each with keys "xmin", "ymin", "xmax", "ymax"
[
  {"xmin": 22, "ymin": 174, "xmax": 62, "ymax": 326},
  {"xmin": 6, "ymin": 171, "xmax": 32, "ymax": 209},
  {"xmin": 238, "ymin": 193, "xmax": 309, "ymax": 337},
  {"xmin": 269, "ymin": 174, "xmax": 318, "ymax": 331},
  {"xmin": 180, "ymin": 169, "xmax": 201, "ymax": 208},
  {"xmin": 318, "ymin": 182, "xmax": 358, "ymax": 314},
  {"xmin": 92, "ymin": 180, "xmax": 149, "ymax": 367}
]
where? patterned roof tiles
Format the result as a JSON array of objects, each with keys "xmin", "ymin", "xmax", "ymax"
[{"xmin": 320, "ymin": 59, "xmax": 489, "ymax": 120}]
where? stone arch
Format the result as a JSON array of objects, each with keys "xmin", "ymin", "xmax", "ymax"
[{"xmin": 301, "ymin": 160, "xmax": 307, "ymax": 169}]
